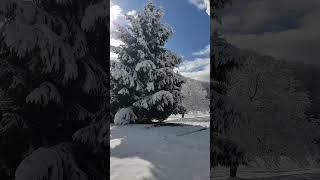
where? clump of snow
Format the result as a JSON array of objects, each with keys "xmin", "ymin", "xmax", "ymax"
[
  {"xmin": 114, "ymin": 108, "xmax": 137, "ymax": 125},
  {"xmin": 118, "ymin": 88, "xmax": 129, "ymax": 95},
  {"xmin": 146, "ymin": 82, "xmax": 154, "ymax": 92},
  {"xmin": 135, "ymin": 60, "xmax": 156, "ymax": 72},
  {"xmin": 111, "ymin": 157, "xmax": 156, "ymax": 180}
]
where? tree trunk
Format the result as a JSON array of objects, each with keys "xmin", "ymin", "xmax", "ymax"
[{"xmin": 230, "ymin": 163, "xmax": 238, "ymax": 177}]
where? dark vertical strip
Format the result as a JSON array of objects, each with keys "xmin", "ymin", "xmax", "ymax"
[
  {"xmin": 210, "ymin": 0, "xmax": 214, "ymax": 178},
  {"xmin": 107, "ymin": 1, "xmax": 111, "ymax": 179},
  {"xmin": 106, "ymin": 1, "xmax": 111, "ymax": 179}
]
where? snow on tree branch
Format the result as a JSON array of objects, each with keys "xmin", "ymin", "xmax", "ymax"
[
  {"xmin": 15, "ymin": 143, "xmax": 88, "ymax": 180},
  {"xmin": 26, "ymin": 81, "xmax": 62, "ymax": 106}
]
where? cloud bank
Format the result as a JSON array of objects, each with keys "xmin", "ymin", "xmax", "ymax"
[
  {"xmin": 220, "ymin": 0, "xmax": 320, "ymax": 65},
  {"xmin": 178, "ymin": 45, "xmax": 210, "ymax": 82},
  {"xmin": 110, "ymin": 1, "xmax": 128, "ymax": 61},
  {"xmin": 192, "ymin": 45, "xmax": 210, "ymax": 56},
  {"xmin": 189, "ymin": 0, "xmax": 210, "ymax": 15}
]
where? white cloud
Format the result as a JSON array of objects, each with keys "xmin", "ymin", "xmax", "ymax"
[
  {"xmin": 110, "ymin": 1, "xmax": 125, "ymax": 50},
  {"xmin": 110, "ymin": 2, "xmax": 137, "ymax": 32},
  {"xmin": 179, "ymin": 44, "xmax": 211, "ymax": 81},
  {"xmin": 184, "ymin": 1, "xmax": 211, "ymax": 80},
  {"xmin": 178, "ymin": 57, "xmax": 210, "ymax": 82},
  {"xmin": 189, "ymin": 0, "xmax": 210, "ymax": 15},
  {"xmin": 192, "ymin": 45, "xmax": 210, "ymax": 56},
  {"xmin": 110, "ymin": 1, "xmax": 136, "ymax": 62},
  {"xmin": 179, "ymin": 58, "xmax": 209, "ymax": 72},
  {"xmin": 204, "ymin": 0, "xmax": 210, "ymax": 15},
  {"xmin": 110, "ymin": 2, "xmax": 124, "ymax": 30},
  {"xmin": 127, "ymin": 10, "xmax": 137, "ymax": 17}
]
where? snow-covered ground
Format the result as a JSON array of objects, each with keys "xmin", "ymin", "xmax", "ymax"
[
  {"xmin": 212, "ymin": 161, "xmax": 320, "ymax": 179},
  {"xmin": 110, "ymin": 112, "xmax": 209, "ymax": 180},
  {"xmin": 211, "ymin": 167, "xmax": 320, "ymax": 179},
  {"xmin": 166, "ymin": 111, "xmax": 209, "ymax": 127}
]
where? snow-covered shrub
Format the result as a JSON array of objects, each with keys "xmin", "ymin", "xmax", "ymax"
[
  {"xmin": 114, "ymin": 108, "xmax": 137, "ymax": 125},
  {"xmin": 111, "ymin": 1, "xmax": 185, "ymax": 124}
]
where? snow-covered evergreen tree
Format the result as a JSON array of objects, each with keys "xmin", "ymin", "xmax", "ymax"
[
  {"xmin": 0, "ymin": 0, "xmax": 109, "ymax": 179},
  {"xmin": 210, "ymin": 30, "xmax": 246, "ymax": 178},
  {"xmin": 111, "ymin": 1, "xmax": 185, "ymax": 124},
  {"xmin": 228, "ymin": 52, "xmax": 314, "ymax": 168},
  {"xmin": 212, "ymin": 133, "xmax": 248, "ymax": 177},
  {"xmin": 211, "ymin": 32, "xmax": 314, "ymax": 177},
  {"xmin": 210, "ymin": 1, "xmax": 247, "ymax": 176}
]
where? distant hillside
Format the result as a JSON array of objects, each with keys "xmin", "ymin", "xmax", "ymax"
[
  {"xmin": 181, "ymin": 53, "xmax": 320, "ymax": 119},
  {"xmin": 182, "ymin": 77, "xmax": 210, "ymax": 98},
  {"xmin": 180, "ymin": 77, "xmax": 210, "ymax": 112},
  {"xmin": 224, "ymin": 41, "xmax": 320, "ymax": 119}
]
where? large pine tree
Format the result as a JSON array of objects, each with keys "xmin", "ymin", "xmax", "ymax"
[
  {"xmin": 111, "ymin": 1, "xmax": 185, "ymax": 125},
  {"xmin": 210, "ymin": 30, "xmax": 247, "ymax": 178},
  {"xmin": 210, "ymin": 1, "xmax": 315, "ymax": 177},
  {"xmin": 210, "ymin": 0, "xmax": 249, "ymax": 178},
  {"xmin": 0, "ymin": 0, "xmax": 109, "ymax": 179},
  {"xmin": 228, "ymin": 52, "xmax": 314, "ymax": 168}
]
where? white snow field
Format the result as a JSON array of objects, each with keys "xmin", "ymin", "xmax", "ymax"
[{"xmin": 110, "ymin": 112, "xmax": 210, "ymax": 180}]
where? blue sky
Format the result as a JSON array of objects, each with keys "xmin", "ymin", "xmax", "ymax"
[{"xmin": 111, "ymin": 0, "xmax": 210, "ymax": 81}]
